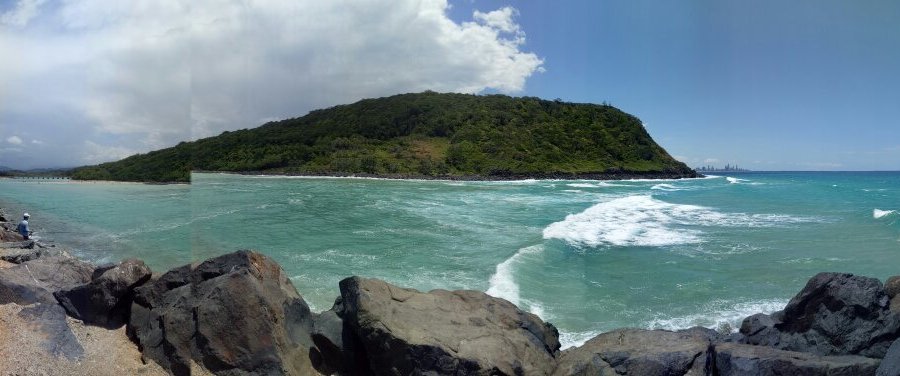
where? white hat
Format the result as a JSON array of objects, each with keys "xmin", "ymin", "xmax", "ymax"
[{"xmin": 23, "ymin": 213, "xmax": 29, "ymax": 218}]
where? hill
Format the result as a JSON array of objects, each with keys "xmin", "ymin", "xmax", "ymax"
[{"xmin": 70, "ymin": 92, "xmax": 697, "ymax": 182}]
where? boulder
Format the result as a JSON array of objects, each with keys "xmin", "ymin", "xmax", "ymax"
[
  {"xmin": 0, "ymin": 255, "xmax": 94, "ymax": 305},
  {"xmin": 741, "ymin": 272, "xmax": 900, "ymax": 358},
  {"xmin": 128, "ymin": 250, "xmax": 320, "ymax": 376},
  {"xmin": 714, "ymin": 343, "xmax": 880, "ymax": 376},
  {"xmin": 877, "ymin": 338, "xmax": 900, "ymax": 376},
  {"xmin": 55, "ymin": 258, "xmax": 152, "ymax": 328},
  {"xmin": 892, "ymin": 297, "xmax": 900, "ymax": 314},
  {"xmin": 552, "ymin": 328, "xmax": 711, "ymax": 376},
  {"xmin": 886, "ymin": 276, "xmax": 900, "ymax": 299},
  {"xmin": 330, "ymin": 276, "xmax": 561, "ymax": 376}
]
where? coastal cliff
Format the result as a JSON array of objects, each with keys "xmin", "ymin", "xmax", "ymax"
[{"xmin": 1, "ymin": 216, "xmax": 898, "ymax": 375}]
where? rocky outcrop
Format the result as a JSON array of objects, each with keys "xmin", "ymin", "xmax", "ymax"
[
  {"xmin": 886, "ymin": 276, "xmax": 900, "ymax": 300},
  {"xmin": 0, "ymin": 255, "xmax": 95, "ymax": 305},
  {"xmin": 316, "ymin": 276, "xmax": 561, "ymax": 375},
  {"xmin": 552, "ymin": 328, "xmax": 713, "ymax": 376},
  {"xmin": 128, "ymin": 250, "xmax": 320, "ymax": 376},
  {"xmin": 741, "ymin": 272, "xmax": 900, "ymax": 358},
  {"xmin": 55, "ymin": 258, "xmax": 152, "ymax": 328},
  {"xmin": 713, "ymin": 342, "xmax": 881, "ymax": 375}
]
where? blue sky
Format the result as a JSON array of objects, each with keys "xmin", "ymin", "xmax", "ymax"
[
  {"xmin": 447, "ymin": 1, "xmax": 900, "ymax": 170},
  {"xmin": 1, "ymin": 0, "xmax": 898, "ymax": 170}
]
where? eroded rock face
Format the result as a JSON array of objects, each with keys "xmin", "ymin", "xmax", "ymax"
[
  {"xmin": 552, "ymin": 328, "xmax": 712, "ymax": 376},
  {"xmin": 55, "ymin": 258, "xmax": 152, "ymax": 328},
  {"xmin": 741, "ymin": 272, "xmax": 900, "ymax": 358},
  {"xmin": 714, "ymin": 343, "xmax": 881, "ymax": 376},
  {"xmin": 128, "ymin": 250, "xmax": 320, "ymax": 376},
  {"xmin": 329, "ymin": 276, "xmax": 561, "ymax": 376}
]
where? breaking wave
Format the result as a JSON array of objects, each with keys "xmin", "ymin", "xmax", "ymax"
[
  {"xmin": 542, "ymin": 195, "xmax": 820, "ymax": 247},
  {"xmin": 486, "ymin": 245, "xmax": 544, "ymax": 307},
  {"xmin": 874, "ymin": 209, "xmax": 896, "ymax": 219}
]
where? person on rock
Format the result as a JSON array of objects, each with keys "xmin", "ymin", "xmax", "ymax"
[{"xmin": 17, "ymin": 212, "xmax": 31, "ymax": 240}]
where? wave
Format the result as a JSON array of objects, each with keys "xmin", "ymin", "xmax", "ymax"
[
  {"xmin": 486, "ymin": 245, "xmax": 543, "ymax": 308},
  {"xmin": 566, "ymin": 182, "xmax": 625, "ymax": 188},
  {"xmin": 646, "ymin": 298, "xmax": 788, "ymax": 333},
  {"xmin": 542, "ymin": 195, "xmax": 821, "ymax": 248},
  {"xmin": 874, "ymin": 209, "xmax": 896, "ymax": 219}
]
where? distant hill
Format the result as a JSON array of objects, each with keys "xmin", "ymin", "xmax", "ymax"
[{"xmin": 71, "ymin": 92, "xmax": 697, "ymax": 182}]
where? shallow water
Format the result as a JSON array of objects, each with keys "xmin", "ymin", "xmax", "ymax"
[{"xmin": 2, "ymin": 172, "xmax": 898, "ymax": 348}]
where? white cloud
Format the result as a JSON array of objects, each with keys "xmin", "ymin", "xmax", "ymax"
[
  {"xmin": 0, "ymin": 0, "xmax": 46, "ymax": 27},
  {"xmin": 1, "ymin": 0, "xmax": 544, "ymax": 167},
  {"xmin": 81, "ymin": 141, "xmax": 136, "ymax": 164},
  {"xmin": 6, "ymin": 136, "xmax": 23, "ymax": 145},
  {"xmin": 31, "ymin": 139, "xmax": 44, "ymax": 145}
]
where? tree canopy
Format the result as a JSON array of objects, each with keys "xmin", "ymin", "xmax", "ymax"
[{"xmin": 70, "ymin": 92, "xmax": 695, "ymax": 182}]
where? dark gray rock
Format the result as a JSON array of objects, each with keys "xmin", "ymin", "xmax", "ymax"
[
  {"xmin": 0, "ymin": 255, "xmax": 94, "ymax": 305},
  {"xmin": 128, "ymin": 250, "xmax": 321, "ymax": 376},
  {"xmin": 18, "ymin": 302, "xmax": 85, "ymax": 361},
  {"xmin": 877, "ymin": 339, "xmax": 900, "ymax": 376},
  {"xmin": 55, "ymin": 258, "xmax": 152, "ymax": 328},
  {"xmin": 886, "ymin": 276, "xmax": 900, "ymax": 299},
  {"xmin": 0, "ymin": 246, "xmax": 68, "ymax": 264},
  {"xmin": 553, "ymin": 328, "xmax": 711, "ymax": 376},
  {"xmin": 332, "ymin": 276, "xmax": 561, "ymax": 376},
  {"xmin": 714, "ymin": 342, "xmax": 880, "ymax": 376},
  {"xmin": 741, "ymin": 272, "xmax": 900, "ymax": 358}
]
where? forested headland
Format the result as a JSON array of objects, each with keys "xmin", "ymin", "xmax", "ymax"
[{"xmin": 70, "ymin": 92, "xmax": 696, "ymax": 183}]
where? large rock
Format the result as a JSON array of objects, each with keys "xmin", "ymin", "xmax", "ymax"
[
  {"xmin": 55, "ymin": 258, "xmax": 152, "ymax": 328},
  {"xmin": 886, "ymin": 276, "xmax": 900, "ymax": 299},
  {"xmin": 552, "ymin": 328, "xmax": 712, "ymax": 376},
  {"xmin": 877, "ymin": 339, "xmax": 900, "ymax": 376},
  {"xmin": 741, "ymin": 272, "xmax": 900, "ymax": 358},
  {"xmin": 1, "ymin": 245, "xmax": 68, "ymax": 264},
  {"xmin": 128, "ymin": 250, "xmax": 320, "ymax": 376},
  {"xmin": 329, "ymin": 276, "xmax": 561, "ymax": 376},
  {"xmin": 0, "ymin": 255, "xmax": 94, "ymax": 305},
  {"xmin": 714, "ymin": 343, "xmax": 880, "ymax": 376}
]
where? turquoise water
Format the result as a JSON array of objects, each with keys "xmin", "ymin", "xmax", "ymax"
[{"xmin": 1, "ymin": 172, "xmax": 898, "ymax": 347}]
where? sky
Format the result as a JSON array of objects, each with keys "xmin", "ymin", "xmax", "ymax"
[{"xmin": 1, "ymin": 0, "xmax": 898, "ymax": 171}]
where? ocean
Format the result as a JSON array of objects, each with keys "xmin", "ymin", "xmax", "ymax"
[{"xmin": 1, "ymin": 172, "xmax": 898, "ymax": 348}]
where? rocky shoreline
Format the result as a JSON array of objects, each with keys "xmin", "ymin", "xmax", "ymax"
[{"xmin": 1, "ymin": 212, "xmax": 898, "ymax": 375}]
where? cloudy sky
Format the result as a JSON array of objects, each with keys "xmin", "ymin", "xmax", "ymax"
[{"xmin": 1, "ymin": 0, "xmax": 898, "ymax": 170}]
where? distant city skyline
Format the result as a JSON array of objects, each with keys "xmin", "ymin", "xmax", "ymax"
[{"xmin": 1, "ymin": 0, "xmax": 898, "ymax": 171}]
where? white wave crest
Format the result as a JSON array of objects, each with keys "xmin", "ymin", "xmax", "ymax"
[
  {"xmin": 542, "ymin": 195, "xmax": 820, "ymax": 248},
  {"xmin": 566, "ymin": 182, "xmax": 624, "ymax": 188},
  {"xmin": 874, "ymin": 209, "xmax": 896, "ymax": 219},
  {"xmin": 486, "ymin": 245, "xmax": 543, "ymax": 307},
  {"xmin": 646, "ymin": 298, "xmax": 788, "ymax": 333}
]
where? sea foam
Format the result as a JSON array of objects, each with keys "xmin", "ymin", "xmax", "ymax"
[
  {"xmin": 646, "ymin": 298, "xmax": 788, "ymax": 333},
  {"xmin": 486, "ymin": 245, "xmax": 544, "ymax": 307},
  {"xmin": 874, "ymin": 209, "xmax": 896, "ymax": 219},
  {"xmin": 542, "ymin": 195, "xmax": 820, "ymax": 248}
]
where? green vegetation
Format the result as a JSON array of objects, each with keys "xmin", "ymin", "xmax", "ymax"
[{"xmin": 71, "ymin": 92, "xmax": 695, "ymax": 182}]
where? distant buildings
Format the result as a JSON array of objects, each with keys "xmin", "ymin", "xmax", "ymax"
[{"xmin": 694, "ymin": 164, "xmax": 750, "ymax": 172}]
